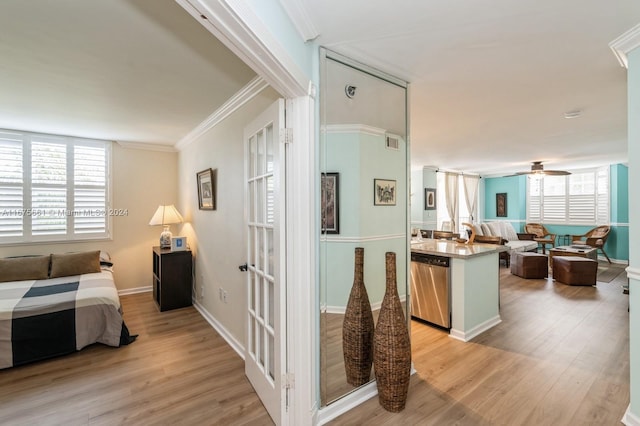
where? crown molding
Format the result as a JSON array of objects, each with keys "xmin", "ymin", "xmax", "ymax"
[
  {"xmin": 175, "ymin": 76, "xmax": 269, "ymax": 151},
  {"xmin": 609, "ymin": 23, "xmax": 640, "ymax": 68},
  {"xmin": 176, "ymin": 0, "xmax": 309, "ymax": 98},
  {"xmin": 116, "ymin": 141, "xmax": 177, "ymax": 152},
  {"xmin": 278, "ymin": 0, "xmax": 319, "ymax": 42}
]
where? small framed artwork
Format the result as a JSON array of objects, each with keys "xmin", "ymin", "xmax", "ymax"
[
  {"xmin": 374, "ymin": 179, "xmax": 396, "ymax": 206},
  {"xmin": 321, "ymin": 172, "xmax": 339, "ymax": 234},
  {"xmin": 171, "ymin": 236, "xmax": 187, "ymax": 251},
  {"xmin": 197, "ymin": 168, "xmax": 216, "ymax": 210},
  {"xmin": 424, "ymin": 188, "xmax": 436, "ymax": 210},
  {"xmin": 496, "ymin": 192, "xmax": 507, "ymax": 217}
]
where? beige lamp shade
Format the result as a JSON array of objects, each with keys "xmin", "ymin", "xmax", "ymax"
[
  {"xmin": 149, "ymin": 205, "xmax": 183, "ymax": 248},
  {"xmin": 149, "ymin": 205, "xmax": 184, "ymax": 226}
]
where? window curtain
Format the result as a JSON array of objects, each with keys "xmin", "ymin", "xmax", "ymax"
[
  {"xmin": 462, "ymin": 175, "xmax": 480, "ymax": 222},
  {"xmin": 444, "ymin": 172, "xmax": 459, "ymax": 232}
]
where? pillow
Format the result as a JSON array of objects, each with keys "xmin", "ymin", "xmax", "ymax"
[
  {"xmin": 472, "ymin": 224, "xmax": 484, "ymax": 236},
  {"xmin": 0, "ymin": 255, "xmax": 50, "ymax": 283},
  {"xmin": 481, "ymin": 223, "xmax": 492, "ymax": 236},
  {"xmin": 49, "ymin": 250, "xmax": 101, "ymax": 278},
  {"xmin": 487, "ymin": 222, "xmax": 503, "ymax": 238},
  {"xmin": 501, "ymin": 221, "xmax": 520, "ymax": 241}
]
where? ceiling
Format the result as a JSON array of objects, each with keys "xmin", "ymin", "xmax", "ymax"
[
  {"xmin": 281, "ymin": 0, "xmax": 640, "ymax": 175},
  {"xmin": 0, "ymin": 1, "xmax": 638, "ymax": 175},
  {"xmin": 0, "ymin": 0, "xmax": 255, "ymax": 147}
]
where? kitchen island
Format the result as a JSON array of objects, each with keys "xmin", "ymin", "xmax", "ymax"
[{"xmin": 411, "ymin": 239, "xmax": 508, "ymax": 342}]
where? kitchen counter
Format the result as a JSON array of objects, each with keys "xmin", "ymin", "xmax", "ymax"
[
  {"xmin": 410, "ymin": 238, "xmax": 504, "ymax": 342},
  {"xmin": 411, "ymin": 239, "xmax": 508, "ymax": 259}
]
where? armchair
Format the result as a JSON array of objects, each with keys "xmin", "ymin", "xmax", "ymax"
[
  {"xmin": 571, "ymin": 225, "xmax": 611, "ymax": 263},
  {"xmin": 524, "ymin": 223, "xmax": 556, "ymax": 254}
]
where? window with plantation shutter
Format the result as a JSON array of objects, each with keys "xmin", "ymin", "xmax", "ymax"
[
  {"xmin": 0, "ymin": 129, "xmax": 111, "ymax": 244},
  {"xmin": 526, "ymin": 167, "xmax": 609, "ymax": 225}
]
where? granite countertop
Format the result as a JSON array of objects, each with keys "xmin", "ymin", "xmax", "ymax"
[{"xmin": 411, "ymin": 238, "xmax": 508, "ymax": 259}]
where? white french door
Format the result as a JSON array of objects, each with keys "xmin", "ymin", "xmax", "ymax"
[{"xmin": 244, "ymin": 99, "xmax": 286, "ymax": 424}]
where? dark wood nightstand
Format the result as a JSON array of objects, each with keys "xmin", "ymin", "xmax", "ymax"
[{"xmin": 152, "ymin": 246, "xmax": 192, "ymax": 311}]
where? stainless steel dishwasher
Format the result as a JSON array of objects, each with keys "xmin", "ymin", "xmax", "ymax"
[{"xmin": 410, "ymin": 252, "xmax": 451, "ymax": 329}]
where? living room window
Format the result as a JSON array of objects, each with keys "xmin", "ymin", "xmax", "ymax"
[
  {"xmin": 526, "ymin": 167, "xmax": 609, "ymax": 225},
  {"xmin": 0, "ymin": 129, "xmax": 111, "ymax": 244}
]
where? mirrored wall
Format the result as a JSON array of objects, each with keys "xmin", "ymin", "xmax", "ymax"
[{"xmin": 319, "ymin": 48, "xmax": 409, "ymax": 406}]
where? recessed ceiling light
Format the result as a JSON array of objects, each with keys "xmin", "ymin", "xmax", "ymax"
[{"xmin": 564, "ymin": 110, "xmax": 582, "ymax": 119}]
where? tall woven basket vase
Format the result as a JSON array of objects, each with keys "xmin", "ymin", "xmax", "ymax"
[
  {"xmin": 342, "ymin": 247, "xmax": 374, "ymax": 386},
  {"xmin": 373, "ymin": 251, "xmax": 411, "ymax": 412}
]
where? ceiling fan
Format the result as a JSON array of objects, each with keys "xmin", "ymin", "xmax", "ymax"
[{"xmin": 515, "ymin": 161, "xmax": 571, "ymax": 176}]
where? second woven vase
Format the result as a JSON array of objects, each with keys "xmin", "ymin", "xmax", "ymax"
[{"xmin": 373, "ymin": 251, "xmax": 411, "ymax": 412}]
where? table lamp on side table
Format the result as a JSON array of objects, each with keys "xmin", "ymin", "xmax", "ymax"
[{"xmin": 149, "ymin": 204, "xmax": 184, "ymax": 249}]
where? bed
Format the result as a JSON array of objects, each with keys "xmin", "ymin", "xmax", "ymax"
[{"xmin": 0, "ymin": 250, "xmax": 136, "ymax": 369}]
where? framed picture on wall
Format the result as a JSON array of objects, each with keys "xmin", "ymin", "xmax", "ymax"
[
  {"xmin": 424, "ymin": 188, "xmax": 436, "ymax": 210},
  {"xmin": 374, "ymin": 179, "xmax": 396, "ymax": 206},
  {"xmin": 321, "ymin": 173, "xmax": 339, "ymax": 234},
  {"xmin": 197, "ymin": 168, "xmax": 216, "ymax": 210},
  {"xmin": 496, "ymin": 192, "xmax": 507, "ymax": 217}
]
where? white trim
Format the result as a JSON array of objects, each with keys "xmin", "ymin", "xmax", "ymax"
[
  {"xmin": 176, "ymin": 0, "xmax": 308, "ymax": 98},
  {"xmin": 610, "ymin": 23, "xmax": 640, "ymax": 68},
  {"xmin": 627, "ymin": 267, "xmax": 640, "ymax": 281},
  {"xmin": 193, "ymin": 300, "xmax": 245, "ymax": 359},
  {"xmin": 321, "ymin": 233, "xmax": 405, "ymax": 243},
  {"xmin": 278, "ymin": 0, "xmax": 319, "ymax": 42},
  {"xmin": 326, "ymin": 296, "xmax": 406, "ymax": 315},
  {"xmin": 450, "ymin": 315, "xmax": 502, "ymax": 342},
  {"xmin": 175, "ymin": 76, "xmax": 269, "ymax": 150},
  {"xmin": 623, "ymin": 404, "xmax": 640, "ymax": 426},
  {"xmin": 317, "ymin": 380, "xmax": 379, "ymax": 425},
  {"xmin": 611, "ymin": 222, "xmax": 630, "ymax": 227},
  {"xmin": 323, "ymin": 123, "xmax": 386, "ymax": 137},
  {"xmin": 118, "ymin": 286, "xmax": 151, "ymax": 296},
  {"xmin": 116, "ymin": 141, "xmax": 177, "ymax": 152},
  {"xmin": 285, "ymin": 96, "xmax": 316, "ymax": 425}
]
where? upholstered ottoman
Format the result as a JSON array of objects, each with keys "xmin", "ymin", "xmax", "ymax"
[
  {"xmin": 510, "ymin": 252, "xmax": 548, "ymax": 279},
  {"xmin": 552, "ymin": 256, "xmax": 598, "ymax": 286}
]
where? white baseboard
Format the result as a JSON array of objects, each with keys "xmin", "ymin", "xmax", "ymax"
[
  {"xmin": 192, "ymin": 301, "xmax": 245, "ymax": 360},
  {"xmin": 450, "ymin": 315, "xmax": 501, "ymax": 342},
  {"xmin": 623, "ymin": 404, "xmax": 640, "ymax": 426},
  {"xmin": 317, "ymin": 380, "xmax": 379, "ymax": 425},
  {"xmin": 118, "ymin": 286, "xmax": 152, "ymax": 296},
  {"xmin": 325, "ymin": 295, "xmax": 407, "ymax": 315}
]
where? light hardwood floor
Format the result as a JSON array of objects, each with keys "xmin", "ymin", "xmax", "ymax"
[
  {"xmin": 331, "ymin": 264, "xmax": 630, "ymax": 425},
  {"xmin": 0, "ymin": 293, "xmax": 274, "ymax": 426},
  {"xmin": 0, "ymin": 265, "xmax": 629, "ymax": 425}
]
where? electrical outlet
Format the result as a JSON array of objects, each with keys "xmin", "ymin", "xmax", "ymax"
[
  {"xmin": 223, "ymin": 290, "xmax": 228, "ymax": 304},
  {"xmin": 200, "ymin": 284, "xmax": 204, "ymax": 299},
  {"xmin": 218, "ymin": 287, "xmax": 223, "ymax": 301}
]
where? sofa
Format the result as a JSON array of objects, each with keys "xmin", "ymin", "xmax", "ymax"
[{"xmin": 470, "ymin": 221, "xmax": 538, "ymax": 266}]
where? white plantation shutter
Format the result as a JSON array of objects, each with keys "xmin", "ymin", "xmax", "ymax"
[
  {"xmin": 31, "ymin": 139, "xmax": 67, "ymax": 235},
  {"xmin": 596, "ymin": 167, "xmax": 609, "ymax": 224},
  {"xmin": 0, "ymin": 131, "xmax": 24, "ymax": 238},
  {"xmin": 74, "ymin": 144, "xmax": 107, "ymax": 234},
  {"xmin": 0, "ymin": 129, "xmax": 111, "ymax": 243},
  {"xmin": 526, "ymin": 167, "xmax": 609, "ymax": 225},
  {"xmin": 527, "ymin": 178, "xmax": 541, "ymax": 221}
]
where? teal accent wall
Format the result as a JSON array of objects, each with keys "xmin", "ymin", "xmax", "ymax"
[
  {"xmin": 482, "ymin": 175, "xmax": 527, "ymax": 231},
  {"xmin": 482, "ymin": 165, "xmax": 629, "ymax": 261}
]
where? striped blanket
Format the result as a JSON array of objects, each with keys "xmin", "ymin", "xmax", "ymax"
[{"xmin": 0, "ymin": 270, "xmax": 134, "ymax": 369}]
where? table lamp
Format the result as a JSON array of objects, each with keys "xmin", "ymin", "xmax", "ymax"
[{"xmin": 149, "ymin": 204, "xmax": 184, "ymax": 248}]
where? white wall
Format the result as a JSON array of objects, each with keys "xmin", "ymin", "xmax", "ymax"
[
  {"xmin": 177, "ymin": 87, "xmax": 280, "ymax": 344},
  {"xmin": 0, "ymin": 143, "xmax": 178, "ymax": 292}
]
